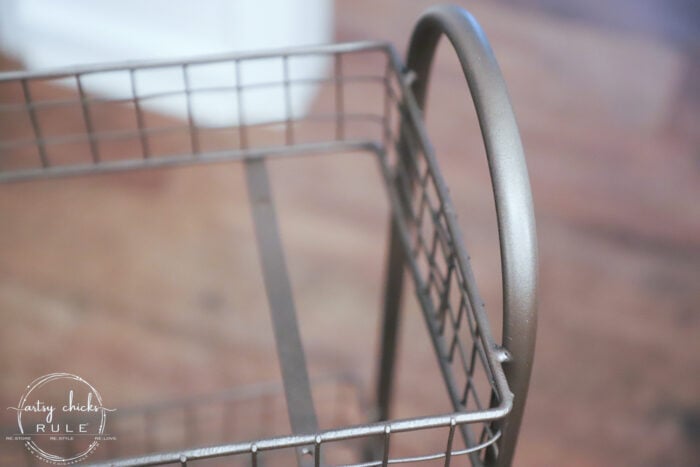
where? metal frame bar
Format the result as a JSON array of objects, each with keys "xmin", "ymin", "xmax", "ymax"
[
  {"xmin": 1, "ymin": 8, "xmax": 538, "ymax": 464},
  {"xmin": 375, "ymin": 217, "xmax": 406, "ymax": 424},
  {"xmin": 401, "ymin": 6, "xmax": 538, "ymax": 465},
  {"xmin": 88, "ymin": 402, "xmax": 507, "ymax": 467},
  {"xmin": 0, "ymin": 140, "xmax": 377, "ymax": 183},
  {"xmin": 0, "ymin": 42, "xmax": 390, "ymax": 83},
  {"xmin": 245, "ymin": 157, "xmax": 318, "ymax": 466}
]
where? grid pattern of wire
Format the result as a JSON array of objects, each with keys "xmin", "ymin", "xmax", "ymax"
[
  {"xmin": 378, "ymin": 86, "xmax": 506, "ymax": 463},
  {"xmin": 106, "ymin": 375, "xmax": 368, "ymax": 466},
  {"xmin": 0, "ymin": 42, "xmax": 512, "ymax": 466},
  {"xmin": 1, "ymin": 376, "xmax": 366, "ymax": 467},
  {"xmin": 0, "ymin": 42, "xmax": 391, "ymax": 182}
]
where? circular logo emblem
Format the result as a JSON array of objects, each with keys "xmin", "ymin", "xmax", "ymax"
[{"xmin": 8, "ymin": 373, "xmax": 115, "ymax": 465}]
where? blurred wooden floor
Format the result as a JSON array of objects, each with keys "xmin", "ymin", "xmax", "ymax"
[
  {"xmin": 340, "ymin": 1, "xmax": 700, "ymax": 465},
  {"xmin": 1, "ymin": 1, "xmax": 699, "ymax": 466}
]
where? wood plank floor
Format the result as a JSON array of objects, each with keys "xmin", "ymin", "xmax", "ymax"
[{"xmin": 0, "ymin": 1, "xmax": 698, "ymax": 465}]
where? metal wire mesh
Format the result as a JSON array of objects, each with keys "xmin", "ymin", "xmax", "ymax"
[
  {"xmin": 376, "ymin": 69, "xmax": 507, "ymax": 465},
  {"xmin": 0, "ymin": 43, "xmax": 391, "ymax": 181},
  {"xmin": 0, "ymin": 41, "xmax": 511, "ymax": 466}
]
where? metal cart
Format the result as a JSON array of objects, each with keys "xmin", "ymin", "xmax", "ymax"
[{"xmin": 0, "ymin": 5, "xmax": 537, "ymax": 466}]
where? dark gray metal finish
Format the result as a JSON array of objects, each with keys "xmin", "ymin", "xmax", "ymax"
[
  {"xmin": 245, "ymin": 158, "xmax": 317, "ymax": 466},
  {"xmin": 1, "ymin": 6, "xmax": 537, "ymax": 466},
  {"xmin": 375, "ymin": 219, "xmax": 406, "ymax": 424},
  {"xmin": 404, "ymin": 6, "xmax": 538, "ymax": 466}
]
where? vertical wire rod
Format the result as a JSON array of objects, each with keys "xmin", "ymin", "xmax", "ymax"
[
  {"xmin": 444, "ymin": 419, "xmax": 457, "ymax": 467},
  {"xmin": 76, "ymin": 74, "xmax": 100, "ymax": 163},
  {"xmin": 382, "ymin": 426, "xmax": 391, "ymax": 467},
  {"xmin": 20, "ymin": 78, "xmax": 49, "ymax": 167},
  {"xmin": 182, "ymin": 64, "xmax": 200, "ymax": 155},
  {"xmin": 251, "ymin": 444, "xmax": 258, "ymax": 467},
  {"xmin": 235, "ymin": 60, "xmax": 248, "ymax": 150},
  {"xmin": 334, "ymin": 53, "xmax": 344, "ymax": 140},
  {"xmin": 129, "ymin": 69, "xmax": 150, "ymax": 158},
  {"xmin": 282, "ymin": 55, "xmax": 294, "ymax": 145},
  {"xmin": 314, "ymin": 436, "xmax": 322, "ymax": 467}
]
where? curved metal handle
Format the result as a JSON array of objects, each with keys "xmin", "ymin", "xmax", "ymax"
[{"xmin": 406, "ymin": 5, "xmax": 538, "ymax": 465}]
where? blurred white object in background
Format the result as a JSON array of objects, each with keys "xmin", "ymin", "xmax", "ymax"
[{"xmin": 0, "ymin": 0, "xmax": 334, "ymax": 126}]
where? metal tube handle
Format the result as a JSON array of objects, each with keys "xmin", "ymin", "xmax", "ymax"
[{"xmin": 405, "ymin": 5, "xmax": 538, "ymax": 465}]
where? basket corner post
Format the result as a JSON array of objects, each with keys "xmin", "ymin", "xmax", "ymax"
[{"xmin": 374, "ymin": 217, "xmax": 408, "ymax": 424}]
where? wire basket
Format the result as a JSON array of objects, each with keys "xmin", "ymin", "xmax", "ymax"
[{"xmin": 0, "ymin": 5, "xmax": 537, "ymax": 467}]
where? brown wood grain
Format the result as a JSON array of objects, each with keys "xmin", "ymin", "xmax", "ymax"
[{"xmin": 0, "ymin": 1, "xmax": 698, "ymax": 465}]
